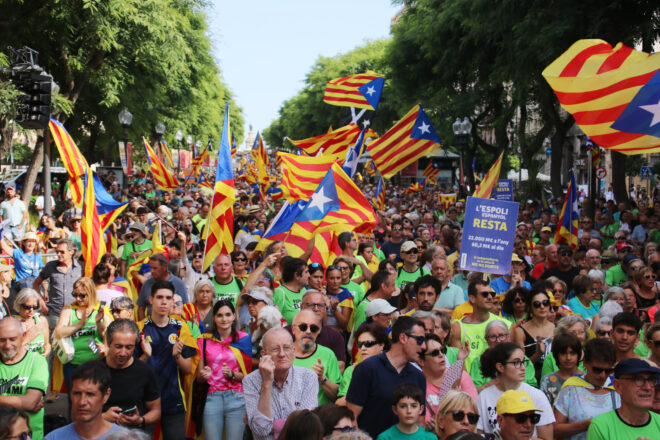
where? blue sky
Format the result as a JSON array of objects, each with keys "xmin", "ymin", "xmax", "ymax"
[{"xmin": 207, "ymin": 0, "xmax": 400, "ymax": 146}]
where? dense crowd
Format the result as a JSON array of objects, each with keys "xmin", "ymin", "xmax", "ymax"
[{"xmin": 0, "ymin": 167, "xmax": 659, "ymax": 440}]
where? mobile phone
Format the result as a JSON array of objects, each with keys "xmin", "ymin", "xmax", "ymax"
[
  {"xmin": 88, "ymin": 338, "xmax": 100, "ymax": 355},
  {"xmin": 121, "ymin": 406, "xmax": 137, "ymax": 414},
  {"xmin": 100, "ymin": 301, "xmax": 106, "ymax": 308}
]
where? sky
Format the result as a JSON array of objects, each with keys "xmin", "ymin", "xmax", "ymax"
[{"xmin": 207, "ymin": 0, "xmax": 400, "ymax": 146}]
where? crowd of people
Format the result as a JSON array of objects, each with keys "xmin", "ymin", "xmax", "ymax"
[{"xmin": 0, "ymin": 166, "xmax": 659, "ymax": 440}]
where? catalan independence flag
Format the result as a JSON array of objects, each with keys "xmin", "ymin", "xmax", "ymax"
[
  {"xmin": 365, "ymin": 160, "xmax": 377, "ymax": 177},
  {"xmin": 405, "ymin": 178, "xmax": 426, "ymax": 196},
  {"xmin": 287, "ymin": 124, "xmax": 377, "ymax": 158},
  {"xmin": 144, "ymin": 138, "xmax": 179, "ymax": 190},
  {"xmin": 203, "ymin": 103, "xmax": 235, "ymax": 272},
  {"xmin": 372, "ymin": 177, "xmax": 385, "ymax": 210},
  {"xmin": 91, "ymin": 172, "xmax": 129, "ymax": 231},
  {"xmin": 323, "ymin": 71, "xmax": 385, "ymax": 110},
  {"xmin": 473, "ymin": 151, "xmax": 504, "ymax": 199},
  {"xmin": 542, "ymin": 39, "xmax": 660, "ymax": 154},
  {"xmin": 191, "ymin": 145, "xmax": 209, "ymax": 174},
  {"xmin": 277, "ymin": 152, "xmax": 337, "ymax": 202},
  {"xmin": 422, "ymin": 160, "xmax": 442, "ymax": 184},
  {"xmin": 81, "ymin": 168, "xmax": 106, "ymax": 277},
  {"xmin": 159, "ymin": 139, "xmax": 175, "ymax": 168},
  {"xmin": 49, "ymin": 118, "xmax": 89, "ymax": 206},
  {"xmin": 367, "ymin": 104, "xmax": 442, "ymax": 179},
  {"xmin": 586, "ymin": 137, "xmax": 602, "ymax": 168},
  {"xmin": 554, "ymin": 171, "xmax": 579, "ymax": 250},
  {"xmin": 439, "ymin": 193, "xmax": 457, "ymax": 210},
  {"xmin": 251, "ymin": 132, "xmax": 270, "ymax": 168}
]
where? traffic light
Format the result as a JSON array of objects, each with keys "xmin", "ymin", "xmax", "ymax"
[{"xmin": 13, "ymin": 70, "xmax": 52, "ymax": 129}]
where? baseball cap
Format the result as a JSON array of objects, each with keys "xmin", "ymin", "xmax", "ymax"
[
  {"xmin": 6, "ymin": 186, "xmax": 15, "ymax": 191},
  {"xmin": 366, "ymin": 299, "xmax": 397, "ymax": 317},
  {"xmin": 614, "ymin": 358, "xmax": 660, "ymax": 379},
  {"xmin": 623, "ymin": 254, "xmax": 639, "ymax": 265},
  {"xmin": 243, "ymin": 289, "xmax": 273, "ymax": 306},
  {"xmin": 401, "ymin": 241, "xmax": 418, "ymax": 253},
  {"xmin": 616, "ymin": 242, "xmax": 632, "ymax": 252},
  {"xmin": 541, "ymin": 226, "xmax": 552, "ymax": 233},
  {"xmin": 512, "ymin": 254, "xmax": 524, "ymax": 264},
  {"xmin": 496, "ymin": 390, "xmax": 542, "ymax": 415}
]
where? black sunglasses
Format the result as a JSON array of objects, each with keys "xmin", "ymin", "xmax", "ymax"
[
  {"xmin": 233, "ymin": 257, "xmax": 247, "ymax": 262},
  {"xmin": 420, "ymin": 348, "xmax": 446, "ymax": 359},
  {"xmin": 193, "ymin": 254, "xmax": 203, "ymax": 259},
  {"xmin": 479, "ymin": 290, "xmax": 496, "ymax": 298},
  {"xmin": 297, "ymin": 323, "xmax": 320, "ymax": 333},
  {"xmin": 591, "ymin": 366, "xmax": 615, "ymax": 375},
  {"xmin": 405, "ymin": 333, "xmax": 425, "ymax": 345},
  {"xmin": 356, "ymin": 340, "xmax": 379, "ymax": 349},
  {"xmin": 403, "ymin": 248, "xmax": 419, "ymax": 255},
  {"xmin": 333, "ymin": 426, "xmax": 357, "ymax": 433},
  {"xmin": 21, "ymin": 304, "xmax": 39, "ymax": 311},
  {"xmin": 452, "ymin": 410, "xmax": 480, "ymax": 425},
  {"xmin": 72, "ymin": 293, "xmax": 88, "ymax": 299},
  {"xmin": 532, "ymin": 300, "xmax": 550, "ymax": 309},
  {"xmin": 506, "ymin": 413, "xmax": 541, "ymax": 425}
]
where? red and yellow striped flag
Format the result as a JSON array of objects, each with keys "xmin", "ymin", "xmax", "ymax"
[
  {"xmin": 277, "ymin": 152, "xmax": 338, "ymax": 202},
  {"xmin": 472, "ymin": 152, "xmax": 504, "ymax": 199},
  {"xmin": 287, "ymin": 124, "xmax": 377, "ymax": 157},
  {"xmin": 203, "ymin": 103, "xmax": 235, "ymax": 272},
  {"xmin": 143, "ymin": 138, "xmax": 179, "ymax": 190},
  {"xmin": 323, "ymin": 71, "xmax": 385, "ymax": 110},
  {"xmin": 367, "ymin": 104, "xmax": 442, "ymax": 179},
  {"xmin": 542, "ymin": 39, "xmax": 660, "ymax": 154},
  {"xmin": 49, "ymin": 118, "xmax": 89, "ymax": 206},
  {"xmin": 159, "ymin": 139, "xmax": 175, "ymax": 168},
  {"xmin": 81, "ymin": 168, "xmax": 106, "ymax": 277},
  {"xmin": 372, "ymin": 177, "xmax": 385, "ymax": 210},
  {"xmin": 422, "ymin": 161, "xmax": 441, "ymax": 184}
]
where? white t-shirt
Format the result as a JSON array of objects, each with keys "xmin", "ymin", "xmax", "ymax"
[{"xmin": 476, "ymin": 382, "xmax": 555, "ymax": 435}]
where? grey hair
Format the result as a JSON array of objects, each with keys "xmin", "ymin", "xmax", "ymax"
[
  {"xmin": 411, "ymin": 310, "xmax": 434, "ymax": 320},
  {"xmin": 248, "ymin": 285, "xmax": 274, "ymax": 303},
  {"xmin": 0, "ymin": 317, "xmax": 24, "ymax": 334},
  {"xmin": 603, "ymin": 286, "xmax": 625, "ymax": 304},
  {"xmin": 168, "ymin": 258, "xmax": 185, "ymax": 276},
  {"xmin": 599, "ymin": 300, "xmax": 623, "ymax": 321},
  {"xmin": 193, "ymin": 278, "xmax": 215, "ymax": 298},
  {"xmin": 106, "ymin": 319, "xmax": 139, "ymax": 345},
  {"xmin": 261, "ymin": 326, "xmax": 292, "ymax": 350},
  {"xmin": 554, "ymin": 314, "xmax": 589, "ymax": 338},
  {"xmin": 485, "ymin": 320, "xmax": 509, "ymax": 336},
  {"xmin": 594, "ymin": 317, "xmax": 613, "ymax": 333},
  {"xmin": 587, "ymin": 269, "xmax": 605, "ymax": 283},
  {"xmin": 104, "ymin": 429, "xmax": 151, "ymax": 440},
  {"xmin": 57, "ymin": 238, "xmax": 76, "ymax": 252},
  {"xmin": 302, "ymin": 289, "xmax": 322, "ymax": 301},
  {"xmin": 110, "ymin": 296, "xmax": 134, "ymax": 311},
  {"xmin": 13, "ymin": 288, "xmax": 41, "ymax": 313}
]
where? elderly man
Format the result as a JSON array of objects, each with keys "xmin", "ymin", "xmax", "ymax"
[
  {"xmin": 431, "ymin": 259, "xmax": 464, "ymax": 313},
  {"xmin": 137, "ymin": 253, "xmax": 188, "ymax": 321},
  {"xmin": 243, "ymin": 327, "xmax": 318, "ymax": 440},
  {"xmin": 587, "ymin": 358, "xmax": 660, "ymax": 439},
  {"xmin": 585, "ymin": 249, "xmax": 602, "ymax": 271},
  {"xmin": 0, "ymin": 317, "xmax": 48, "ymax": 440},
  {"xmin": 291, "ymin": 310, "xmax": 341, "ymax": 405},
  {"xmin": 493, "ymin": 390, "xmax": 544, "ymax": 440},
  {"xmin": 297, "ymin": 290, "xmax": 346, "ymax": 371}
]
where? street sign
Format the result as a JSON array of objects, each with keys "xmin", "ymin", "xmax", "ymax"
[
  {"xmin": 595, "ymin": 167, "xmax": 607, "ymax": 179},
  {"xmin": 641, "ymin": 166, "xmax": 653, "ymax": 180}
]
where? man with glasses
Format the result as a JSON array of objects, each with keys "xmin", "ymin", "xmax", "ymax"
[
  {"xmin": 298, "ymin": 290, "xmax": 346, "ymax": 371},
  {"xmin": 450, "ymin": 279, "xmax": 510, "ymax": 372},
  {"xmin": 585, "ymin": 249, "xmax": 602, "ymax": 271},
  {"xmin": 578, "ymin": 217, "xmax": 600, "ymax": 240},
  {"xmin": 606, "ymin": 242, "xmax": 632, "ymax": 286},
  {"xmin": 395, "ymin": 241, "xmax": 429, "ymax": 290},
  {"xmin": 587, "ymin": 358, "xmax": 660, "ymax": 439},
  {"xmin": 381, "ymin": 219, "xmax": 405, "ymax": 263},
  {"xmin": 493, "ymin": 390, "xmax": 543, "ymax": 440},
  {"xmin": 346, "ymin": 316, "xmax": 427, "ymax": 438},
  {"xmin": 540, "ymin": 244, "xmax": 579, "ymax": 288},
  {"xmin": 291, "ymin": 310, "xmax": 341, "ymax": 406},
  {"xmin": 243, "ymin": 327, "xmax": 318, "ymax": 440}
]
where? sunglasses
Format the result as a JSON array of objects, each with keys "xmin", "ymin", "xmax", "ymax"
[
  {"xmin": 193, "ymin": 254, "xmax": 203, "ymax": 259},
  {"xmin": 513, "ymin": 297, "xmax": 525, "ymax": 304},
  {"xmin": 452, "ymin": 410, "xmax": 480, "ymax": 425},
  {"xmin": 297, "ymin": 323, "xmax": 320, "ymax": 333},
  {"xmin": 403, "ymin": 248, "xmax": 418, "ymax": 255},
  {"xmin": 21, "ymin": 304, "xmax": 40, "ymax": 311},
  {"xmin": 596, "ymin": 330, "xmax": 611, "ymax": 337},
  {"xmin": 8, "ymin": 431, "xmax": 32, "ymax": 440},
  {"xmin": 310, "ymin": 262, "xmax": 322, "ymax": 268},
  {"xmin": 111, "ymin": 308, "xmax": 127, "ymax": 314},
  {"xmin": 533, "ymin": 300, "xmax": 550, "ymax": 309},
  {"xmin": 479, "ymin": 290, "xmax": 496, "ymax": 298},
  {"xmin": 591, "ymin": 366, "xmax": 615, "ymax": 375},
  {"xmin": 233, "ymin": 257, "xmax": 247, "ymax": 262},
  {"xmin": 405, "ymin": 333, "xmax": 426, "ymax": 345},
  {"xmin": 392, "ymin": 227, "xmax": 403, "ymax": 231},
  {"xmin": 72, "ymin": 293, "xmax": 88, "ymax": 299},
  {"xmin": 174, "ymin": 301, "xmax": 183, "ymax": 306},
  {"xmin": 333, "ymin": 426, "xmax": 357, "ymax": 433},
  {"xmin": 421, "ymin": 348, "xmax": 446, "ymax": 359},
  {"xmin": 356, "ymin": 340, "xmax": 379, "ymax": 349},
  {"xmin": 506, "ymin": 413, "xmax": 541, "ymax": 425},
  {"xmin": 644, "ymin": 274, "xmax": 656, "ymax": 280}
]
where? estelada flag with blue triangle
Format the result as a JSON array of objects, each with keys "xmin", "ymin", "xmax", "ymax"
[
  {"xmin": 323, "ymin": 71, "xmax": 385, "ymax": 110},
  {"xmin": 422, "ymin": 160, "xmax": 442, "ymax": 184},
  {"xmin": 372, "ymin": 177, "xmax": 385, "ymax": 210},
  {"xmin": 405, "ymin": 178, "xmax": 426, "ymax": 196},
  {"xmin": 367, "ymin": 104, "xmax": 442, "ymax": 178},
  {"xmin": 553, "ymin": 170, "xmax": 579, "ymax": 250},
  {"xmin": 342, "ymin": 128, "xmax": 366, "ymax": 178}
]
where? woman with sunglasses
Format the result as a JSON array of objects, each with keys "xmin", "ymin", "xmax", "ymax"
[
  {"xmin": 476, "ymin": 342, "xmax": 555, "ymax": 439},
  {"xmin": 53, "ymin": 277, "xmax": 111, "ymax": 405},
  {"xmin": 336, "ymin": 322, "xmax": 390, "ymax": 405},
  {"xmin": 512, "ymin": 289, "xmax": 555, "ymax": 382},
  {"xmin": 539, "ymin": 333, "xmax": 583, "ymax": 404},
  {"xmin": 553, "ymin": 338, "xmax": 620, "ymax": 440},
  {"xmin": 632, "ymin": 266, "xmax": 658, "ymax": 315},
  {"xmin": 0, "ymin": 405, "xmax": 31, "ymax": 440},
  {"xmin": 567, "ymin": 275, "xmax": 601, "ymax": 324},
  {"xmin": 195, "ymin": 299, "xmax": 252, "ymax": 440},
  {"xmin": 231, "ymin": 250, "xmax": 249, "ymax": 284},
  {"xmin": 13, "ymin": 288, "xmax": 50, "ymax": 357},
  {"xmin": 434, "ymin": 390, "xmax": 480, "ymax": 440},
  {"xmin": 325, "ymin": 265, "xmax": 353, "ymax": 333},
  {"xmin": 501, "ymin": 287, "xmax": 528, "ymax": 326}
]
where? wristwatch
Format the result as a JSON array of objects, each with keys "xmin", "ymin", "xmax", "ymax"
[
  {"xmin": 230, "ymin": 371, "xmax": 235, "ymax": 380},
  {"xmin": 321, "ymin": 376, "xmax": 328, "ymax": 385}
]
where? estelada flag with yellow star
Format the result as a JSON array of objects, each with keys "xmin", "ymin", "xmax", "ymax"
[
  {"xmin": 144, "ymin": 137, "xmax": 179, "ymax": 190},
  {"xmin": 202, "ymin": 103, "xmax": 235, "ymax": 272},
  {"xmin": 542, "ymin": 39, "xmax": 660, "ymax": 154},
  {"xmin": 554, "ymin": 170, "xmax": 579, "ymax": 250},
  {"xmin": 472, "ymin": 151, "xmax": 504, "ymax": 199},
  {"xmin": 367, "ymin": 104, "xmax": 442, "ymax": 179},
  {"xmin": 439, "ymin": 193, "xmax": 457, "ymax": 210},
  {"xmin": 323, "ymin": 71, "xmax": 385, "ymax": 110}
]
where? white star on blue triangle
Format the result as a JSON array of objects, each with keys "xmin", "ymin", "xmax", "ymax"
[
  {"xmin": 611, "ymin": 69, "xmax": 660, "ymax": 137},
  {"xmin": 411, "ymin": 105, "xmax": 442, "ymax": 144},
  {"xmin": 357, "ymin": 77, "xmax": 385, "ymax": 110},
  {"xmin": 296, "ymin": 171, "xmax": 341, "ymax": 221}
]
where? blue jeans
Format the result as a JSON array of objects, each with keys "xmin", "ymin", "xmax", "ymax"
[{"xmin": 203, "ymin": 389, "xmax": 246, "ymax": 440}]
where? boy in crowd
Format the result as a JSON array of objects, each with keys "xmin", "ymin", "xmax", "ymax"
[{"xmin": 377, "ymin": 383, "xmax": 435, "ymax": 440}]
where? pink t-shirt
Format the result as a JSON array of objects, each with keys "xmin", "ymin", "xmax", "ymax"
[{"xmin": 197, "ymin": 332, "xmax": 246, "ymax": 393}]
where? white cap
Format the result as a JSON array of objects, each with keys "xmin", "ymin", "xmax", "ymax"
[{"xmin": 366, "ymin": 299, "xmax": 397, "ymax": 317}]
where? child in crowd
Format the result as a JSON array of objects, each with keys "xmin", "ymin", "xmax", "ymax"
[{"xmin": 377, "ymin": 382, "xmax": 435, "ymax": 440}]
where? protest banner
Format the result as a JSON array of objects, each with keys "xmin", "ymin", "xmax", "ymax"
[{"xmin": 493, "ymin": 179, "xmax": 513, "ymax": 201}]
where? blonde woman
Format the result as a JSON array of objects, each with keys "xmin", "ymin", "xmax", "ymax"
[
  {"xmin": 434, "ymin": 390, "xmax": 480, "ymax": 440},
  {"xmin": 13, "ymin": 288, "xmax": 50, "ymax": 356}
]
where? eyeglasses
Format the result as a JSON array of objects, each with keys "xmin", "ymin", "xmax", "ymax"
[
  {"xmin": 644, "ymin": 274, "xmax": 657, "ymax": 280},
  {"xmin": 532, "ymin": 300, "xmax": 550, "ymax": 309},
  {"xmin": 513, "ymin": 297, "xmax": 525, "ymax": 304},
  {"xmin": 174, "ymin": 301, "xmax": 183, "ymax": 306},
  {"xmin": 233, "ymin": 257, "xmax": 247, "ymax": 262},
  {"xmin": 337, "ymin": 266, "xmax": 350, "ymax": 271},
  {"xmin": 7, "ymin": 431, "xmax": 32, "ymax": 440},
  {"xmin": 402, "ymin": 249, "xmax": 418, "ymax": 255},
  {"xmin": 503, "ymin": 359, "xmax": 529, "ymax": 369},
  {"xmin": 301, "ymin": 302, "xmax": 325, "ymax": 310},
  {"xmin": 21, "ymin": 304, "xmax": 39, "ymax": 311},
  {"xmin": 405, "ymin": 333, "xmax": 426, "ymax": 345},
  {"xmin": 505, "ymin": 413, "xmax": 541, "ymax": 425},
  {"xmin": 297, "ymin": 323, "xmax": 320, "ymax": 333},
  {"xmin": 72, "ymin": 293, "xmax": 88, "ymax": 299},
  {"xmin": 392, "ymin": 227, "xmax": 403, "ymax": 231},
  {"xmin": 266, "ymin": 344, "xmax": 294, "ymax": 355},
  {"xmin": 620, "ymin": 375, "xmax": 657, "ymax": 387},
  {"xmin": 356, "ymin": 340, "xmax": 379, "ymax": 349},
  {"xmin": 479, "ymin": 290, "xmax": 496, "ymax": 298},
  {"xmin": 591, "ymin": 366, "xmax": 615, "ymax": 375},
  {"xmin": 486, "ymin": 334, "xmax": 508, "ymax": 342},
  {"xmin": 596, "ymin": 330, "xmax": 611, "ymax": 337},
  {"xmin": 451, "ymin": 410, "xmax": 480, "ymax": 425},
  {"xmin": 193, "ymin": 254, "xmax": 203, "ymax": 259},
  {"xmin": 333, "ymin": 426, "xmax": 357, "ymax": 433}
]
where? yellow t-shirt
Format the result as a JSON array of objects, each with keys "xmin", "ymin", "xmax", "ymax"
[{"xmin": 451, "ymin": 301, "xmax": 473, "ymax": 321}]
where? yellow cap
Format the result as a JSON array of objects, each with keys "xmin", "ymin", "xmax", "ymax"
[
  {"xmin": 496, "ymin": 390, "xmax": 542, "ymax": 415},
  {"xmin": 511, "ymin": 253, "xmax": 523, "ymax": 263}
]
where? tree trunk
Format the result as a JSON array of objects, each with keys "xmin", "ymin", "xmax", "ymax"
[
  {"xmin": 611, "ymin": 150, "xmax": 629, "ymax": 206},
  {"xmin": 21, "ymin": 133, "xmax": 44, "ymax": 203},
  {"xmin": 0, "ymin": 120, "xmax": 13, "ymax": 160}
]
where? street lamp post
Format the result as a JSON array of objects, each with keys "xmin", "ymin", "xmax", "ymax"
[
  {"xmin": 118, "ymin": 107, "xmax": 133, "ymax": 184},
  {"xmin": 187, "ymin": 135, "xmax": 194, "ymax": 157},
  {"xmin": 175, "ymin": 129, "xmax": 183, "ymax": 175},
  {"xmin": 452, "ymin": 117, "xmax": 472, "ymax": 190},
  {"xmin": 155, "ymin": 122, "xmax": 166, "ymax": 160}
]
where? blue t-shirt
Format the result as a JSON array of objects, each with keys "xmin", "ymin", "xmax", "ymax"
[
  {"xmin": 567, "ymin": 297, "xmax": 600, "ymax": 321},
  {"xmin": 12, "ymin": 248, "xmax": 43, "ymax": 281},
  {"xmin": 490, "ymin": 276, "xmax": 531, "ymax": 295},
  {"xmin": 45, "ymin": 423, "xmax": 126, "ymax": 439}
]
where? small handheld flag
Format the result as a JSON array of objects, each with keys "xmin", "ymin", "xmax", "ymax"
[{"xmin": 553, "ymin": 171, "xmax": 579, "ymax": 250}]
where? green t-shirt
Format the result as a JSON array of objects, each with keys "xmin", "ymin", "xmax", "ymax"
[
  {"xmin": 70, "ymin": 308, "xmax": 103, "ymax": 365},
  {"xmin": 273, "ymin": 285, "xmax": 306, "ymax": 324},
  {"xmin": 210, "ymin": 276, "xmax": 243, "ymax": 306},
  {"xmin": 470, "ymin": 354, "xmax": 537, "ymax": 388},
  {"xmin": 459, "ymin": 314, "xmax": 510, "ymax": 371},
  {"xmin": 395, "ymin": 266, "xmax": 429, "ymax": 289},
  {"xmin": 376, "ymin": 424, "xmax": 436, "ymax": 440},
  {"xmin": 605, "ymin": 264, "xmax": 627, "ymax": 286},
  {"xmin": 342, "ymin": 281, "xmax": 364, "ymax": 305},
  {"xmin": 353, "ymin": 297, "xmax": 372, "ymax": 332},
  {"xmin": 0, "ymin": 351, "xmax": 48, "ymax": 440},
  {"xmin": 121, "ymin": 239, "xmax": 152, "ymax": 267},
  {"xmin": 587, "ymin": 409, "xmax": 660, "ymax": 440},
  {"xmin": 338, "ymin": 364, "xmax": 353, "ymax": 397},
  {"xmin": 600, "ymin": 223, "xmax": 620, "ymax": 249},
  {"xmin": 293, "ymin": 344, "xmax": 341, "ymax": 406}
]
